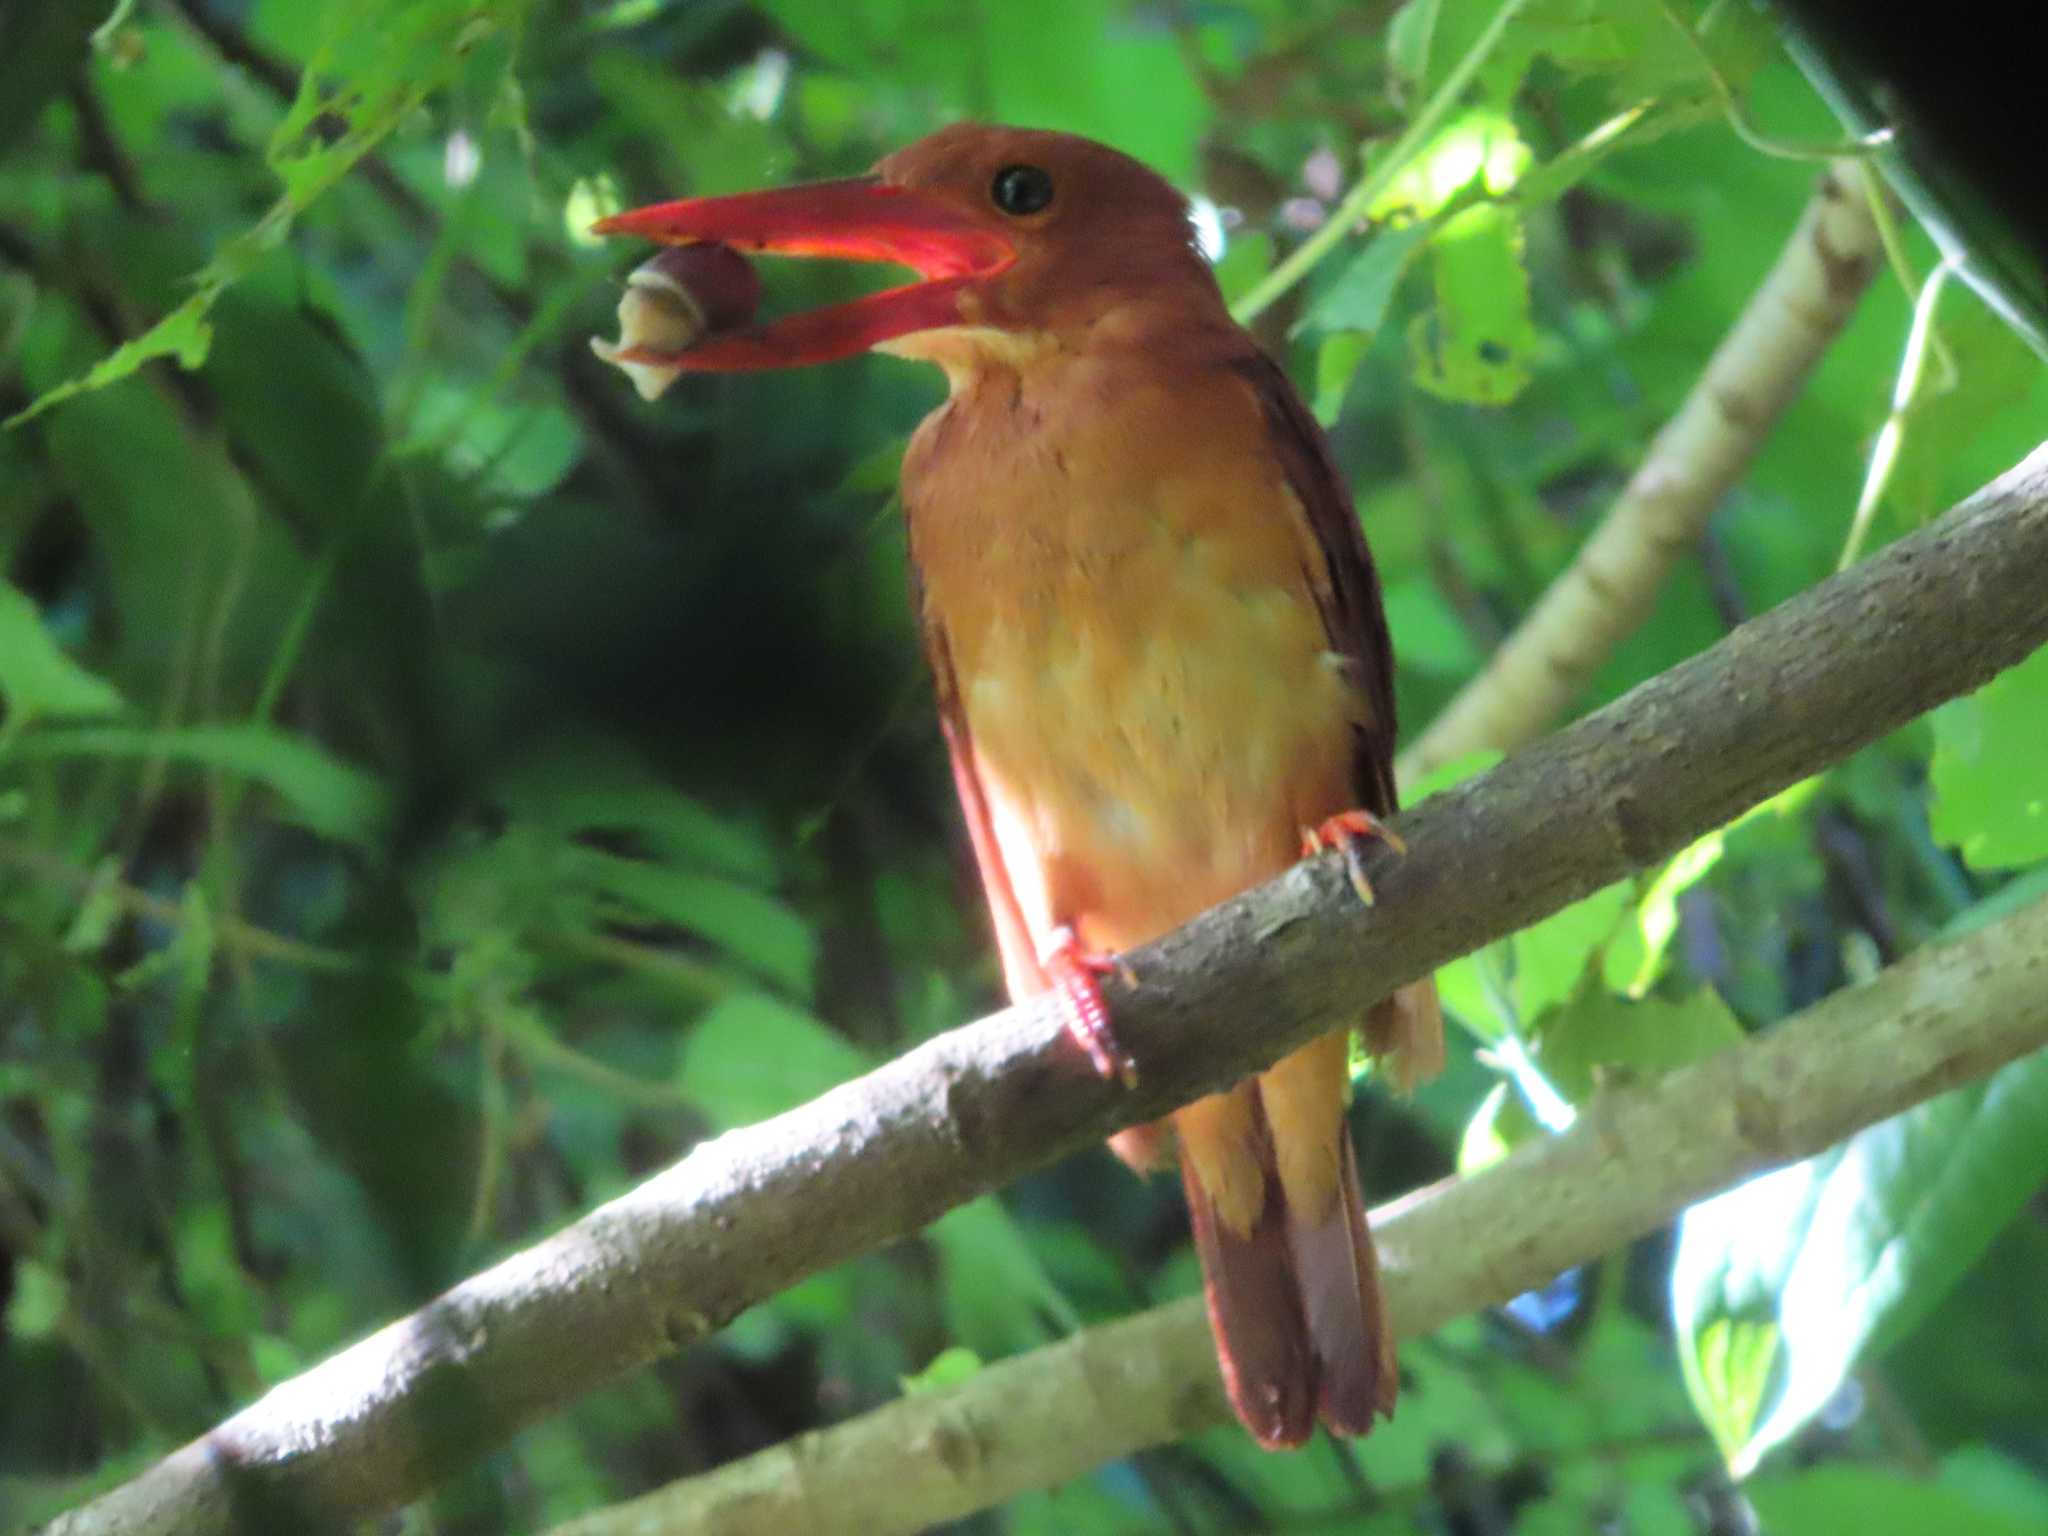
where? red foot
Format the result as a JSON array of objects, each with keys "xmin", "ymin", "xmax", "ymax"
[
  {"xmin": 1301, "ymin": 809, "xmax": 1408, "ymax": 907},
  {"xmin": 1042, "ymin": 926, "xmax": 1139, "ymax": 1087}
]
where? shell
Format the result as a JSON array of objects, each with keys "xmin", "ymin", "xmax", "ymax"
[{"xmin": 590, "ymin": 243, "xmax": 761, "ymax": 401}]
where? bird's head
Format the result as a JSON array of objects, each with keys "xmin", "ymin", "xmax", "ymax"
[{"xmin": 592, "ymin": 123, "xmax": 1219, "ymax": 375}]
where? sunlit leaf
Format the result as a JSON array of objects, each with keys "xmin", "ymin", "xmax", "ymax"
[
  {"xmin": 1620, "ymin": 778, "xmax": 1821, "ymax": 996},
  {"xmin": 1534, "ymin": 985, "xmax": 1743, "ymax": 1105},
  {"xmin": 1513, "ymin": 880, "xmax": 1629, "ymax": 1023},
  {"xmin": 1411, "ymin": 204, "xmax": 1537, "ymax": 405},
  {"xmin": 3, "ymin": 293, "xmax": 217, "ymax": 428},
  {"xmin": 1929, "ymin": 644, "xmax": 2048, "ymax": 869},
  {"xmin": 9, "ymin": 0, "xmax": 531, "ymax": 424},
  {"xmin": 1673, "ymin": 1035, "xmax": 2048, "ymax": 1472},
  {"xmin": 0, "ymin": 579, "xmax": 126, "ymax": 725},
  {"xmin": 900, "ymin": 1344, "xmax": 983, "ymax": 1394},
  {"xmin": 1458, "ymin": 1078, "xmax": 1540, "ymax": 1173}
]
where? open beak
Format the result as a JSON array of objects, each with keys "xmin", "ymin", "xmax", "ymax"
[{"xmin": 592, "ymin": 177, "xmax": 1014, "ymax": 371}]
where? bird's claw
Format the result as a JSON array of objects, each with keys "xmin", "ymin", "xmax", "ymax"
[
  {"xmin": 1300, "ymin": 809, "xmax": 1407, "ymax": 907},
  {"xmin": 1043, "ymin": 926, "xmax": 1139, "ymax": 1087}
]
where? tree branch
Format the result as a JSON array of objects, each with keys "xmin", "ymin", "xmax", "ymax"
[
  {"xmin": 35, "ymin": 440, "xmax": 2048, "ymax": 1536},
  {"xmin": 1400, "ymin": 161, "xmax": 1884, "ymax": 782},
  {"xmin": 544, "ymin": 890, "xmax": 2048, "ymax": 1536}
]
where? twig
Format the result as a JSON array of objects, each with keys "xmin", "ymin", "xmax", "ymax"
[
  {"xmin": 1651, "ymin": 0, "xmax": 1893, "ymax": 163},
  {"xmin": 0, "ymin": 836, "xmax": 356, "ymax": 974},
  {"xmin": 1837, "ymin": 255, "xmax": 1956, "ymax": 570},
  {"xmin": 1231, "ymin": 0, "xmax": 1533, "ymax": 324},
  {"xmin": 33, "ymin": 442, "xmax": 2048, "ymax": 1536},
  {"xmin": 1400, "ymin": 160, "xmax": 1884, "ymax": 782}
]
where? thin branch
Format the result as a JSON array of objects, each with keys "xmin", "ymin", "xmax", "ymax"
[
  {"xmin": 1230, "ymin": 0, "xmax": 1534, "ymax": 324},
  {"xmin": 34, "ymin": 442, "xmax": 2048, "ymax": 1536},
  {"xmin": 0, "ymin": 836, "xmax": 357, "ymax": 974},
  {"xmin": 546, "ymin": 892, "xmax": 2048, "ymax": 1536},
  {"xmin": 1400, "ymin": 160, "xmax": 1884, "ymax": 783},
  {"xmin": 1651, "ymin": 0, "xmax": 1894, "ymax": 163}
]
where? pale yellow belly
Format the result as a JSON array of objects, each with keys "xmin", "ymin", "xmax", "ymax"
[{"xmin": 959, "ymin": 559, "xmax": 1357, "ymax": 955}]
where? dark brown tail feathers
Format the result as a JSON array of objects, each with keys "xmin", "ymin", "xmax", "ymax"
[
  {"xmin": 1288, "ymin": 1133, "xmax": 1397, "ymax": 1433},
  {"xmin": 1181, "ymin": 1104, "xmax": 1395, "ymax": 1447},
  {"xmin": 1181, "ymin": 1151, "xmax": 1313, "ymax": 1448}
]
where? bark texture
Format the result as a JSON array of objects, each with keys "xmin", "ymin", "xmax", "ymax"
[{"xmin": 549, "ymin": 892, "xmax": 2048, "ymax": 1535}]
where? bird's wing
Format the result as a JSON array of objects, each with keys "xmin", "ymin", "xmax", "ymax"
[
  {"xmin": 918, "ymin": 604, "xmax": 1048, "ymax": 1000},
  {"xmin": 1229, "ymin": 351, "xmax": 1401, "ymax": 816},
  {"xmin": 1230, "ymin": 347, "xmax": 1443, "ymax": 1092}
]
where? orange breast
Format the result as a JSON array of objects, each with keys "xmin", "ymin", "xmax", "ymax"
[{"xmin": 905, "ymin": 339, "xmax": 1361, "ymax": 955}]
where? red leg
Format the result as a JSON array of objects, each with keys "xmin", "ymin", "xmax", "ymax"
[
  {"xmin": 1300, "ymin": 809, "xmax": 1408, "ymax": 907},
  {"xmin": 1042, "ymin": 925, "xmax": 1139, "ymax": 1087}
]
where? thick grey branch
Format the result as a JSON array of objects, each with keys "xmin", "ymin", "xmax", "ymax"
[
  {"xmin": 547, "ymin": 892, "xmax": 2048, "ymax": 1535},
  {"xmin": 36, "ymin": 441, "xmax": 2048, "ymax": 1536},
  {"xmin": 1402, "ymin": 161, "xmax": 1884, "ymax": 781}
]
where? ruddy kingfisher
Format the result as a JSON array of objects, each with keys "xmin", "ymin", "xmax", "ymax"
[{"xmin": 594, "ymin": 123, "xmax": 1443, "ymax": 1448}]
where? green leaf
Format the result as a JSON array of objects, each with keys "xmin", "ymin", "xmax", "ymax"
[
  {"xmin": 1458, "ymin": 1078, "xmax": 1540, "ymax": 1174},
  {"xmin": 1386, "ymin": 0, "xmax": 1444, "ymax": 93},
  {"xmin": 1411, "ymin": 203, "xmax": 1537, "ymax": 405},
  {"xmin": 1349, "ymin": 108, "xmax": 1537, "ymax": 408},
  {"xmin": 1416, "ymin": 0, "xmax": 1663, "ymax": 106},
  {"xmin": 1211, "ymin": 229, "xmax": 1272, "ymax": 308},
  {"xmin": 1313, "ymin": 331, "xmax": 1375, "ymax": 425},
  {"xmin": 572, "ymin": 849, "xmax": 815, "ymax": 997},
  {"xmin": 1369, "ymin": 107, "xmax": 1533, "ymax": 223},
  {"xmin": 3, "ymin": 293, "xmax": 217, "ymax": 428},
  {"xmin": 1747, "ymin": 1466, "xmax": 2043, "ymax": 1536},
  {"xmin": 678, "ymin": 993, "xmax": 868, "ymax": 1128},
  {"xmin": 492, "ymin": 734, "xmax": 778, "ymax": 883},
  {"xmin": 1380, "ymin": 577, "xmax": 1483, "ymax": 675},
  {"xmin": 8, "ymin": 723, "xmax": 388, "ymax": 844},
  {"xmin": 1513, "ymin": 880, "xmax": 1630, "ymax": 1022},
  {"xmin": 4, "ymin": 1260, "xmax": 64, "ymax": 1342},
  {"xmin": 1301, "ymin": 222, "xmax": 1435, "ymax": 337},
  {"xmin": 1929, "ymin": 643, "xmax": 2048, "ymax": 869},
  {"xmin": 60, "ymin": 858, "xmax": 125, "ymax": 958},
  {"xmin": 756, "ymin": 0, "xmax": 1207, "ymax": 181},
  {"xmin": 1618, "ymin": 777, "xmax": 1822, "ymax": 995},
  {"xmin": 928, "ymin": 1197, "xmax": 1078, "ymax": 1357},
  {"xmin": 1006, "ymin": 1479, "xmax": 1150, "ymax": 1536},
  {"xmin": 1682, "ymin": 1313, "xmax": 1779, "ymax": 1467},
  {"xmin": 0, "ymin": 579, "xmax": 127, "ymax": 726},
  {"xmin": 1534, "ymin": 986, "xmax": 1743, "ymax": 1105},
  {"xmin": 900, "ymin": 1344, "xmax": 983, "ymax": 1395},
  {"xmin": 1880, "ymin": 285, "xmax": 2047, "ymax": 525},
  {"xmin": 8, "ymin": 0, "xmax": 530, "ymax": 424},
  {"xmin": 1673, "ymin": 1035, "xmax": 2048, "ymax": 1472},
  {"xmin": 1404, "ymin": 749, "xmax": 1507, "ymax": 804},
  {"xmin": 1938, "ymin": 1446, "xmax": 2048, "ymax": 1528}
]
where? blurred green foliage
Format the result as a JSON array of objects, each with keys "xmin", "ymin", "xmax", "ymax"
[{"xmin": 2, "ymin": 0, "xmax": 2045, "ymax": 1531}]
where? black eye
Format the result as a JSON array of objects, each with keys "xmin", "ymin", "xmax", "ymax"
[{"xmin": 991, "ymin": 164, "xmax": 1054, "ymax": 216}]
